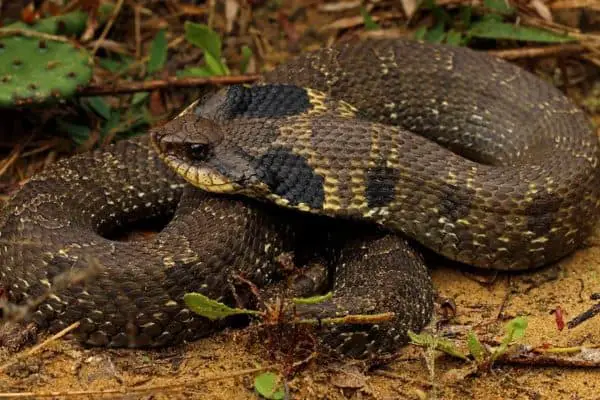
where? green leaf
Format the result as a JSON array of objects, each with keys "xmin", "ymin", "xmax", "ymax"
[
  {"xmin": 481, "ymin": 12, "xmax": 505, "ymax": 23},
  {"xmin": 360, "ymin": 7, "xmax": 380, "ymax": 30},
  {"xmin": 101, "ymin": 109, "xmax": 121, "ymax": 137},
  {"xmin": 414, "ymin": 26, "xmax": 428, "ymax": 40},
  {"xmin": 86, "ymin": 97, "xmax": 112, "ymax": 120},
  {"xmin": 98, "ymin": 58, "xmax": 123, "ymax": 73},
  {"xmin": 445, "ymin": 30, "xmax": 463, "ymax": 46},
  {"xmin": 504, "ymin": 316, "xmax": 528, "ymax": 342},
  {"xmin": 183, "ymin": 22, "xmax": 229, "ymax": 75},
  {"xmin": 408, "ymin": 331, "xmax": 468, "ymax": 360},
  {"xmin": 254, "ymin": 372, "xmax": 285, "ymax": 400},
  {"xmin": 240, "ymin": 45, "xmax": 253, "ymax": 73},
  {"xmin": 204, "ymin": 52, "xmax": 229, "ymax": 76},
  {"xmin": 148, "ymin": 29, "xmax": 168, "ymax": 74},
  {"xmin": 466, "ymin": 331, "xmax": 487, "ymax": 363},
  {"xmin": 58, "ymin": 120, "xmax": 91, "ymax": 146},
  {"xmin": 458, "ymin": 6, "xmax": 473, "ymax": 27},
  {"xmin": 424, "ymin": 21, "xmax": 446, "ymax": 43},
  {"xmin": 469, "ymin": 20, "xmax": 575, "ymax": 43},
  {"xmin": 492, "ymin": 316, "xmax": 528, "ymax": 361},
  {"xmin": 484, "ymin": 0, "xmax": 515, "ymax": 15},
  {"xmin": 183, "ymin": 292, "xmax": 262, "ymax": 320},
  {"xmin": 131, "ymin": 92, "xmax": 150, "ymax": 106},
  {"xmin": 99, "ymin": 54, "xmax": 134, "ymax": 74},
  {"xmin": 184, "ymin": 21, "xmax": 222, "ymax": 60}
]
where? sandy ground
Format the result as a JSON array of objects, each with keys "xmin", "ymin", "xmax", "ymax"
[{"xmin": 2, "ymin": 222, "xmax": 600, "ymax": 399}]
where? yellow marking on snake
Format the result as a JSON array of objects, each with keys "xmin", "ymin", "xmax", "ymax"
[
  {"xmin": 531, "ymin": 236, "xmax": 548, "ymax": 244},
  {"xmin": 305, "ymin": 89, "xmax": 329, "ymax": 115},
  {"xmin": 280, "ymin": 90, "xmax": 349, "ymax": 212}
]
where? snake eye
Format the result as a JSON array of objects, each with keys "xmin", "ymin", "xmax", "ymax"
[{"xmin": 187, "ymin": 143, "xmax": 210, "ymax": 160}]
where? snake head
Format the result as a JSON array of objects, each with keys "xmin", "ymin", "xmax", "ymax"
[
  {"xmin": 151, "ymin": 83, "xmax": 323, "ymax": 200},
  {"xmin": 149, "ymin": 111, "xmax": 266, "ymax": 195}
]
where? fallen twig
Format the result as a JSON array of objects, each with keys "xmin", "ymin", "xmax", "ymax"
[
  {"xmin": 488, "ymin": 43, "xmax": 586, "ymax": 60},
  {"xmin": 496, "ymin": 345, "xmax": 600, "ymax": 368},
  {"xmin": 0, "ymin": 365, "xmax": 270, "ymax": 398},
  {"xmin": 91, "ymin": 0, "xmax": 125, "ymax": 56},
  {"xmin": 567, "ymin": 299, "xmax": 600, "ymax": 329},
  {"xmin": 78, "ymin": 74, "xmax": 262, "ymax": 96}
]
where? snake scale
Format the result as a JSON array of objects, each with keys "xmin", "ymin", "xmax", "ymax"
[{"xmin": 1, "ymin": 39, "xmax": 599, "ymax": 358}]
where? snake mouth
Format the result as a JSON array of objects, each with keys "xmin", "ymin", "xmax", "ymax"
[
  {"xmin": 149, "ymin": 121, "xmax": 243, "ymax": 193},
  {"xmin": 156, "ymin": 150, "xmax": 243, "ymax": 193}
]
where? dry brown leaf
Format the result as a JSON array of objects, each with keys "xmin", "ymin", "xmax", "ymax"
[
  {"xmin": 318, "ymin": 0, "xmax": 362, "ymax": 12},
  {"xmin": 177, "ymin": 3, "xmax": 208, "ymax": 16},
  {"xmin": 319, "ymin": 11, "xmax": 403, "ymax": 31},
  {"xmin": 401, "ymin": 0, "xmax": 420, "ymax": 19},
  {"xmin": 330, "ymin": 366, "xmax": 368, "ymax": 389},
  {"xmin": 441, "ymin": 365, "xmax": 479, "ymax": 384},
  {"xmin": 530, "ymin": 0, "xmax": 554, "ymax": 22},
  {"xmin": 225, "ymin": 0, "xmax": 240, "ymax": 33},
  {"xmin": 359, "ymin": 27, "xmax": 412, "ymax": 39},
  {"xmin": 550, "ymin": 0, "xmax": 600, "ymax": 9}
]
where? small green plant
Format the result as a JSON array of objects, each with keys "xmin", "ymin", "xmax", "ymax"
[
  {"xmin": 414, "ymin": 0, "xmax": 574, "ymax": 46},
  {"xmin": 240, "ymin": 45, "xmax": 253, "ymax": 74},
  {"xmin": 6, "ymin": 3, "xmax": 115, "ymax": 36},
  {"xmin": 360, "ymin": 7, "xmax": 380, "ymax": 31},
  {"xmin": 179, "ymin": 21, "xmax": 254, "ymax": 77},
  {"xmin": 408, "ymin": 330, "xmax": 469, "ymax": 361},
  {"xmin": 129, "ymin": 28, "xmax": 170, "ymax": 106},
  {"xmin": 180, "ymin": 22, "xmax": 230, "ymax": 77},
  {"xmin": 183, "ymin": 291, "xmax": 392, "ymax": 326},
  {"xmin": 0, "ymin": 29, "xmax": 93, "ymax": 107},
  {"xmin": 254, "ymin": 372, "xmax": 286, "ymax": 400},
  {"xmin": 489, "ymin": 316, "xmax": 528, "ymax": 362},
  {"xmin": 183, "ymin": 292, "xmax": 263, "ymax": 320},
  {"xmin": 408, "ymin": 316, "xmax": 529, "ymax": 370}
]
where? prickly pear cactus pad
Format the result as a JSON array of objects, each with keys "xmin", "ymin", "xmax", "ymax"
[{"xmin": 0, "ymin": 30, "xmax": 93, "ymax": 107}]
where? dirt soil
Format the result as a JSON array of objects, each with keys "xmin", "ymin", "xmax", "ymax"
[{"xmin": 1, "ymin": 1, "xmax": 600, "ymax": 399}]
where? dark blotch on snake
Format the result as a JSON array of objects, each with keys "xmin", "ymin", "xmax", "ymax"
[
  {"xmin": 253, "ymin": 147, "xmax": 325, "ymax": 209},
  {"xmin": 224, "ymin": 84, "xmax": 313, "ymax": 118},
  {"xmin": 365, "ymin": 163, "xmax": 401, "ymax": 208},
  {"xmin": 524, "ymin": 191, "xmax": 559, "ymax": 238}
]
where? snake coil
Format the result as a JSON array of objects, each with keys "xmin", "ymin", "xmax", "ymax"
[{"xmin": 1, "ymin": 39, "xmax": 598, "ymax": 358}]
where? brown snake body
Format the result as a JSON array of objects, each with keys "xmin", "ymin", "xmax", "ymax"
[{"xmin": 1, "ymin": 39, "xmax": 599, "ymax": 357}]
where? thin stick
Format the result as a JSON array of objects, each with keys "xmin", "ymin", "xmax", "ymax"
[
  {"xmin": 0, "ymin": 147, "xmax": 21, "ymax": 178},
  {"xmin": 0, "ymin": 28, "xmax": 72, "ymax": 43},
  {"xmin": 567, "ymin": 302, "xmax": 600, "ymax": 329},
  {"xmin": 0, "ymin": 321, "xmax": 80, "ymax": 374},
  {"xmin": 488, "ymin": 43, "xmax": 586, "ymax": 60},
  {"xmin": 78, "ymin": 74, "xmax": 261, "ymax": 96},
  {"xmin": 0, "ymin": 365, "xmax": 272, "ymax": 398},
  {"xmin": 134, "ymin": 4, "xmax": 142, "ymax": 60},
  {"xmin": 496, "ymin": 345, "xmax": 600, "ymax": 368},
  {"xmin": 91, "ymin": 0, "xmax": 125, "ymax": 56}
]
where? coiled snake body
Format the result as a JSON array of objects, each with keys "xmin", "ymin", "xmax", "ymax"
[{"xmin": 1, "ymin": 39, "xmax": 599, "ymax": 357}]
